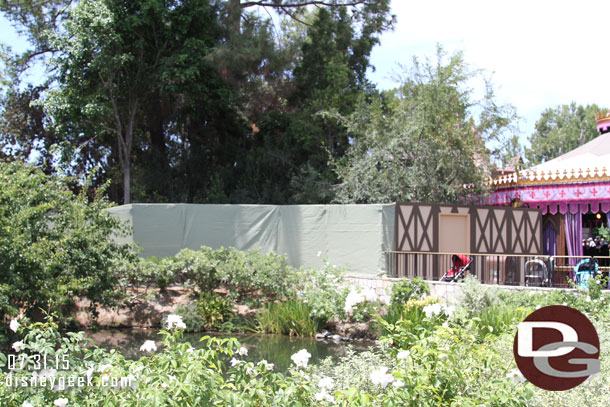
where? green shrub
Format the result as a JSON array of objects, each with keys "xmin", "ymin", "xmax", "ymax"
[
  {"xmin": 381, "ymin": 277, "xmax": 431, "ymax": 327},
  {"xmin": 197, "ymin": 292, "xmax": 234, "ymax": 330},
  {"xmin": 121, "ymin": 256, "xmax": 160, "ymax": 289},
  {"xmin": 459, "ymin": 275, "xmax": 501, "ymax": 315},
  {"xmin": 379, "ymin": 300, "xmax": 404, "ymax": 327},
  {"xmin": 377, "ymin": 296, "xmax": 446, "ymax": 347},
  {"xmin": 167, "ymin": 247, "xmax": 220, "ymax": 291},
  {"xmin": 309, "ymin": 347, "xmax": 396, "ymax": 399},
  {"xmin": 471, "ymin": 305, "xmax": 529, "ymax": 339},
  {"xmin": 0, "ymin": 161, "xmax": 135, "ymax": 326},
  {"xmin": 493, "ymin": 284, "xmax": 610, "ymax": 322},
  {"xmin": 256, "ymin": 299, "xmax": 320, "ymax": 336},
  {"xmin": 385, "ymin": 327, "xmax": 533, "ymax": 407},
  {"xmin": 390, "ymin": 277, "xmax": 430, "ymax": 305},
  {"xmin": 171, "ymin": 303, "xmax": 206, "ymax": 333},
  {"xmin": 310, "ymin": 311, "xmax": 533, "ymax": 407},
  {"xmin": 350, "ymin": 301, "xmax": 382, "ymax": 323},
  {"xmin": 129, "ymin": 247, "xmax": 299, "ymax": 301},
  {"xmin": 296, "ymin": 261, "xmax": 349, "ymax": 324},
  {"xmin": 215, "ymin": 247, "xmax": 298, "ymax": 301}
]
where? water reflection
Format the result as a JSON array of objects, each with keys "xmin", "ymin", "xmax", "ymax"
[{"xmin": 85, "ymin": 329, "xmax": 376, "ymax": 373}]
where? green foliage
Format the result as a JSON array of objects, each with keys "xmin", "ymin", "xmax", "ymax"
[
  {"xmin": 458, "ymin": 275, "xmax": 501, "ymax": 315},
  {"xmin": 377, "ymin": 296, "xmax": 445, "ymax": 348},
  {"xmin": 38, "ymin": 0, "xmax": 240, "ymax": 204},
  {"xmin": 164, "ymin": 247, "xmax": 220, "ymax": 292},
  {"xmin": 230, "ymin": 3, "xmax": 393, "ymax": 204},
  {"xmin": 385, "ymin": 327, "xmax": 532, "ymax": 407},
  {"xmin": 311, "ymin": 302, "xmax": 532, "ymax": 407},
  {"xmin": 595, "ymin": 225, "xmax": 610, "ymax": 241},
  {"xmin": 334, "ymin": 47, "xmax": 517, "ymax": 204},
  {"xmin": 526, "ymin": 103, "xmax": 602, "ymax": 165},
  {"xmin": 296, "ymin": 261, "xmax": 349, "ymax": 324},
  {"xmin": 586, "ymin": 273, "xmax": 607, "ymax": 301},
  {"xmin": 124, "ymin": 246, "xmax": 298, "ymax": 302},
  {"xmin": 309, "ymin": 348, "xmax": 396, "ymax": 399},
  {"xmin": 349, "ymin": 300, "xmax": 382, "ymax": 323},
  {"xmin": 2, "ymin": 0, "xmax": 394, "ymax": 205},
  {"xmin": 0, "ymin": 85, "xmax": 60, "ymax": 170},
  {"xmin": 390, "ymin": 277, "xmax": 430, "ymax": 305},
  {"xmin": 171, "ymin": 303, "xmax": 206, "ymax": 333},
  {"xmin": 496, "ymin": 284, "xmax": 610, "ymax": 319},
  {"xmin": 256, "ymin": 299, "xmax": 320, "ymax": 337},
  {"xmin": 215, "ymin": 247, "xmax": 298, "ymax": 301},
  {"xmin": 378, "ymin": 300, "xmax": 404, "ymax": 327},
  {"xmin": 197, "ymin": 292, "xmax": 235, "ymax": 330},
  {"xmin": 0, "ymin": 315, "xmax": 318, "ymax": 406},
  {"xmin": 380, "ymin": 277, "xmax": 431, "ymax": 327},
  {"xmin": 0, "ymin": 161, "xmax": 135, "ymax": 324},
  {"xmin": 471, "ymin": 305, "xmax": 529, "ymax": 340},
  {"xmin": 8, "ymin": 279, "xmax": 608, "ymax": 406}
]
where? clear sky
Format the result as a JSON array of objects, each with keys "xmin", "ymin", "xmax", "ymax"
[
  {"xmin": 368, "ymin": 0, "xmax": 610, "ymax": 145},
  {"xmin": 2, "ymin": 0, "xmax": 610, "ymax": 146}
]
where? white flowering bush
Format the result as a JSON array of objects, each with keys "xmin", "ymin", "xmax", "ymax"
[
  {"xmin": 0, "ymin": 316, "xmax": 320, "ymax": 406},
  {"xmin": 377, "ymin": 296, "xmax": 448, "ymax": 348},
  {"xmin": 390, "ymin": 277, "xmax": 430, "ymax": 305},
  {"xmin": 290, "ymin": 349, "xmax": 312, "ymax": 368},
  {"xmin": 296, "ymin": 260, "xmax": 349, "ymax": 324},
  {"xmin": 344, "ymin": 287, "xmax": 386, "ymax": 323},
  {"xmin": 307, "ymin": 326, "xmax": 532, "ymax": 407},
  {"xmin": 307, "ymin": 347, "xmax": 396, "ymax": 399}
]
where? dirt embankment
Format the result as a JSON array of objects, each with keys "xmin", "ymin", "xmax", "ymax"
[{"xmin": 75, "ymin": 286, "xmax": 194, "ymax": 328}]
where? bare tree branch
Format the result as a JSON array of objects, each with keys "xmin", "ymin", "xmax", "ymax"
[
  {"xmin": 281, "ymin": 8, "xmax": 313, "ymax": 26},
  {"xmin": 240, "ymin": 0, "xmax": 368, "ymax": 9}
]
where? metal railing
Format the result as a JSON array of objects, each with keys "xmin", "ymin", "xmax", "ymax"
[{"xmin": 384, "ymin": 251, "xmax": 610, "ymax": 288}]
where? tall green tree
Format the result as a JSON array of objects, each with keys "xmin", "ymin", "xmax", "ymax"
[
  {"xmin": 333, "ymin": 48, "xmax": 517, "ymax": 204},
  {"xmin": 2, "ymin": 0, "xmax": 393, "ymax": 204},
  {"xmin": 42, "ymin": 0, "xmax": 233, "ymax": 204},
  {"xmin": 230, "ymin": 3, "xmax": 393, "ymax": 203},
  {"xmin": 525, "ymin": 103, "xmax": 601, "ymax": 165},
  {"xmin": 0, "ymin": 85, "xmax": 59, "ymax": 173}
]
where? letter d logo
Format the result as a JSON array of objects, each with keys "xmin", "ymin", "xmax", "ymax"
[{"xmin": 517, "ymin": 321, "xmax": 577, "ymax": 357}]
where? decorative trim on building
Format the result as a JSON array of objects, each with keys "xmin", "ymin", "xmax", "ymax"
[
  {"xmin": 481, "ymin": 182, "xmax": 610, "ymax": 214},
  {"xmin": 487, "ymin": 167, "xmax": 610, "ymax": 188}
]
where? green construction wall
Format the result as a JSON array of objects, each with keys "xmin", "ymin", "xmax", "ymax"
[{"xmin": 108, "ymin": 203, "xmax": 395, "ymax": 276}]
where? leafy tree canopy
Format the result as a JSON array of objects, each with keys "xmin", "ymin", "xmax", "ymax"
[
  {"xmin": 525, "ymin": 102, "xmax": 602, "ymax": 165},
  {"xmin": 333, "ymin": 48, "xmax": 517, "ymax": 204},
  {"xmin": 1, "ymin": 0, "xmax": 394, "ymax": 205}
]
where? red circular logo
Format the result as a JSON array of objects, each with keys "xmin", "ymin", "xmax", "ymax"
[{"xmin": 513, "ymin": 305, "xmax": 599, "ymax": 391}]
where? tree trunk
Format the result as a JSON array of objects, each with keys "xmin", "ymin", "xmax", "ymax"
[
  {"xmin": 123, "ymin": 163, "xmax": 131, "ymax": 204},
  {"xmin": 227, "ymin": 0, "xmax": 241, "ymax": 33}
]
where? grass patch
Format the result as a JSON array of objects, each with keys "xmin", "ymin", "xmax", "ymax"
[{"xmin": 256, "ymin": 299, "xmax": 320, "ymax": 336}]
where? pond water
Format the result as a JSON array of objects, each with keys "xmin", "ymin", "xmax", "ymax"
[{"xmin": 85, "ymin": 329, "xmax": 376, "ymax": 373}]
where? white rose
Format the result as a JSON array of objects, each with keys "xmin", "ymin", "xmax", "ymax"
[
  {"xmin": 53, "ymin": 398, "xmax": 69, "ymax": 407},
  {"xmin": 139, "ymin": 340, "xmax": 157, "ymax": 352},
  {"xmin": 9, "ymin": 318, "xmax": 20, "ymax": 333},
  {"xmin": 290, "ymin": 349, "xmax": 311, "ymax": 368}
]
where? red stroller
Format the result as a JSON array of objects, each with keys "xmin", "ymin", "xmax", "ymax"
[{"xmin": 440, "ymin": 254, "xmax": 472, "ymax": 282}]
